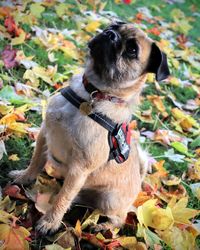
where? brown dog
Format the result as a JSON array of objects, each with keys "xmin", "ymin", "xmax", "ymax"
[{"xmin": 9, "ymin": 22, "xmax": 170, "ymax": 234}]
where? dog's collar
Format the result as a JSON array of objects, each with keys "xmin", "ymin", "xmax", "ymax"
[{"xmin": 82, "ymin": 75, "xmax": 125, "ymax": 104}]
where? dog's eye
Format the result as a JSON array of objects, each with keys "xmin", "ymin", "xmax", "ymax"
[{"xmin": 125, "ymin": 39, "xmax": 138, "ymax": 59}]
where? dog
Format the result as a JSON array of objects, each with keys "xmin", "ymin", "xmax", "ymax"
[{"xmin": 9, "ymin": 22, "xmax": 170, "ymax": 234}]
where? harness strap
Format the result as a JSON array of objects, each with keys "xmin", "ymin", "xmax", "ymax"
[
  {"xmin": 61, "ymin": 87, "xmax": 117, "ymax": 133},
  {"xmin": 60, "ymin": 86, "xmax": 131, "ymax": 164}
]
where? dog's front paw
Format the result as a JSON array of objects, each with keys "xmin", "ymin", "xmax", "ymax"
[
  {"xmin": 8, "ymin": 170, "xmax": 35, "ymax": 185},
  {"xmin": 36, "ymin": 214, "xmax": 62, "ymax": 235}
]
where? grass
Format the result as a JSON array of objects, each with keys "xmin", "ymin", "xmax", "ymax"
[{"xmin": 0, "ymin": 0, "xmax": 200, "ymax": 249}]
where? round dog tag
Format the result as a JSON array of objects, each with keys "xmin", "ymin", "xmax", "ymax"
[{"xmin": 79, "ymin": 102, "xmax": 93, "ymax": 115}]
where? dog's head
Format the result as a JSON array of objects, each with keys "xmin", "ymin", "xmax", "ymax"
[{"xmin": 88, "ymin": 22, "xmax": 170, "ymax": 85}]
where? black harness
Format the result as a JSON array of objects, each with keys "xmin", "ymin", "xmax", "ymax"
[{"xmin": 60, "ymin": 86, "xmax": 131, "ymax": 164}]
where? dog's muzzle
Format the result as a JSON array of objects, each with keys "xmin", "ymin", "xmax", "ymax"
[{"xmin": 103, "ymin": 29, "xmax": 120, "ymax": 42}]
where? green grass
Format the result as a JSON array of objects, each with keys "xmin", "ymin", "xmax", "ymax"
[{"xmin": 0, "ymin": 0, "xmax": 200, "ymax": 249}]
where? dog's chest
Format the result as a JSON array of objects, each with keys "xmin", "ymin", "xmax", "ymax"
[{"xmin": 45, "ymin": 93, "xmax": 110, "ymax": 164}]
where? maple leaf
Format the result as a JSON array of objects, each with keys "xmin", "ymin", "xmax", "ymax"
[
  {"xmin": 1, "ymin": 46, "xmax": 18, "ymax": 69},
  {"xmin": 152, "ymin": 160, "xmax": 168, "ymax": 178},
  {"xmin": 168, "ymin": 197, "xmax": 199, "ymax": 225},
  {"xmin": 0, "ymin": 223, "xmax": 30, "ymax": 250},
  {"xmin": 137, "ymin": 199, "xmax": 174, "ymax": 231}
]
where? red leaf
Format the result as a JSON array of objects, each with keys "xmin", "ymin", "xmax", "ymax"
[
  {"xmin": 147, "ymin": 27, "xmax": 161, "ymax": 36},
  {"xmin": 1, "ymin": 45, "xmax": 18, "ymax": 69},
  {"xmin": 123, "ymin": 0, "xmax": 132, "ymax": 4},
  {"xmin": 4, "ymin": 16, "xmax": 22, "ymax": 37},
  {"xmin": 3, "ymin": 185, "xmax": 27, "ymax": 200}
]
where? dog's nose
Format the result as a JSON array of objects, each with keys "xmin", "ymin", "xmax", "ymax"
[{"xmin": 104, "ymin": 30, "xmax": 119, "ymax": 42}]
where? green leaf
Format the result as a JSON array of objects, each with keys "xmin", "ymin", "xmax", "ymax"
[
  {"xmin": 190, "ymin": 137, "xmax": 200, "ymax": 149},
  {"xmin": 0, "ymin": 86, "xmax": 32, "ymax": 105},
  {"xmin": 30, "ymin": 3, "xmax": 45, "ymax": 18},
  {"xmin": 137, "ymin": 224, "xmax": 162, "ymax": 247},
  {"xmin": 171, "ymin": 142, "xmax": 194, "ymax": 158}
]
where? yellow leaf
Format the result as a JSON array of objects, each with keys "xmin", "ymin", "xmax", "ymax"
[
  {"xmin": 152, "ymin": 160, "xmax": 168, "ymax": 177},
  {"xmin": 8, "ymin": 154, "xmax": 20, "ymax": 161},
  {"xmin": 75, "ymin": 220, "xmax": 82, "ymax": 237},
  {"xmin": 147, "ymin": 95, "xmax": 168, "ymax": 118},
  {"xmin": 30, "ymin": 3, "xmax": 45, "ymax": 18},
  {"xmin": 138, "ymin": 199, "xmax": 174, "ymax": 230},
  {"xmin": 170, "ymin": 58, "xmax": 179, "ymax": 69},
  {"xmin": 8, "ymin": 122, "xmax": 30, "ymax": 134},
  {"xmin": 146, "ymin": 73, "xmax": 155, "ymax": 83},
  {"xmin": 85, "ymin": 21, "xmax": 101, "ymax": 33},
  {"xmin": 33, "ymin": 66, "xmax": 53, "ymax": 85},
  {"xmin": 11, "ymin": 31, "xmax": 26, "ymax": 46},
  {"xmin": 158, "ymin": 227, "xmax": 196, "ymax": 250},
  {"xmin": 0, "ymin": 210, "xmax": 13, "ymax": 224},
  {"xmin": 60, "ymin": 41, "xmax": 78, "ymax": 60},
  {"xmin": 118, "ymin": 236, "xmax": 137, "ymax": 250},
  {"xmin": 168, "ymin": 197, "xmax": 199, "ymax": 225},
  {"xmin": 169, "ymin": 76, "xmax": 180, "ymax": 86},
  {"xmin": 96, "ymin": 232, "xmax": 105, "ymax": 240},
  {"xmin": 172, "ymin": 108, "xmax": 199, "ymax": 129},
  {"xmin": 0, "ymin": 104, "xmax": 13, "ymax": 115},
  {"xmin": 23, "ymin": 69, "xmax": 39, "ymax": 87},
  {"xmin": 81, "ymin": 209, "xmax": 101, "ymax": 230}
]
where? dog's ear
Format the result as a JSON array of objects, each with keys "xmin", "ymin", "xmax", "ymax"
[{"xmin": 147, "ymin": 43, "xmax": 170, "ymax": 81}]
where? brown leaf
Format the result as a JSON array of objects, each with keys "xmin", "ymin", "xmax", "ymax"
[
  {"xmin": 1, "ymin": 46, "xmax": 18, "ymax": 69},
  {"xmin": 3, "ymin": 185, "xmax": 27, "ymax": 200}
]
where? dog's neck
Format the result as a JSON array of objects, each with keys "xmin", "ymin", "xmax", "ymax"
[{"xmin": 84, "ymin": 64, "xmax": 147, "ymax": 105}]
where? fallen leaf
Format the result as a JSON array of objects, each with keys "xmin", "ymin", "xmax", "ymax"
[
  {"xmin": 81, "ymin": 209, "xmax": 101, "ymax": 230},
  {"xmin": 152, "ymin": 160, "xmax": 168, "ymax": 177},
  {"xmin": 85, "ymin": 20, "xmax": 101, "ymax": 33},
  {"xmin": 137, "ymin": 199, "xmax": 174, "ymax": 230},
  {"xmin": 0, "ymin": 223, "xmax": 30, "ymax": 250},
  {"xmin": 118, "ymin": 236, "xmax": 137, "ymax": 249},
  {"xmin": 30, "ymin": 3, "xmax": 45, "ymax": 18},
  {"xmin": 3, "ymin": 185, "xmax": 27, "ymax": 200},
  {"xmin": 137, "ymin": 224, "xmax": 162, "ymax": 247},
  {"xmin": 75, "ymin": 220, "xmax": 82, "ymax": 237},
  {"xmin": 1, "ymin": 46, "xmax": 18, "ymax": 69},
  {"xmin": 147, "ymin": 95, "xmax": 168, "ymax": 118},
  {"xmin": 8, "ymin": 154, "xmax": 20, "ymax": 161},
  {"xmin": 158, "ymin": 227, "xmax": 196, "ymax": 250},
  {"xmin": 4, "ymin": 16, "xmax": 22, "ymax": 37},
  {"xmin": 11, "ymin": 31, "xmax": 26, "ymax": 45},
  {"xmin": 168, "ymin": 197, "xmax": 199, "ymax": 225},
  {"xmin": 190, "ymin": 183, "xmax": 200, "ymax": 199},
  {"xmin": 171, "ymin": 141, "xmax": 194, "ymax": 157}
]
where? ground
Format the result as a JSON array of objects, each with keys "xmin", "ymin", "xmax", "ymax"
[{"xmin": 0, "ymin": 0, "xmax": 200, "ymax": 249}]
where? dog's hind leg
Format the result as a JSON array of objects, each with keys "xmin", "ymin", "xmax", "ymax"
[{"xmin": 9, "ymin": 124, "xmax": 47, "ymax": 184}]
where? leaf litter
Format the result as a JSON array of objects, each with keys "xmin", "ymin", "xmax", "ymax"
[{"xmin": 0, "ymin": 0, "xmax": 200, "ymax": 249}]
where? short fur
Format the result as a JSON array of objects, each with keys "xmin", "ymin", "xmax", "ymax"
[{"xmin": 9, "ymin": 23, "xmax": 169, "ymax": 234}]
